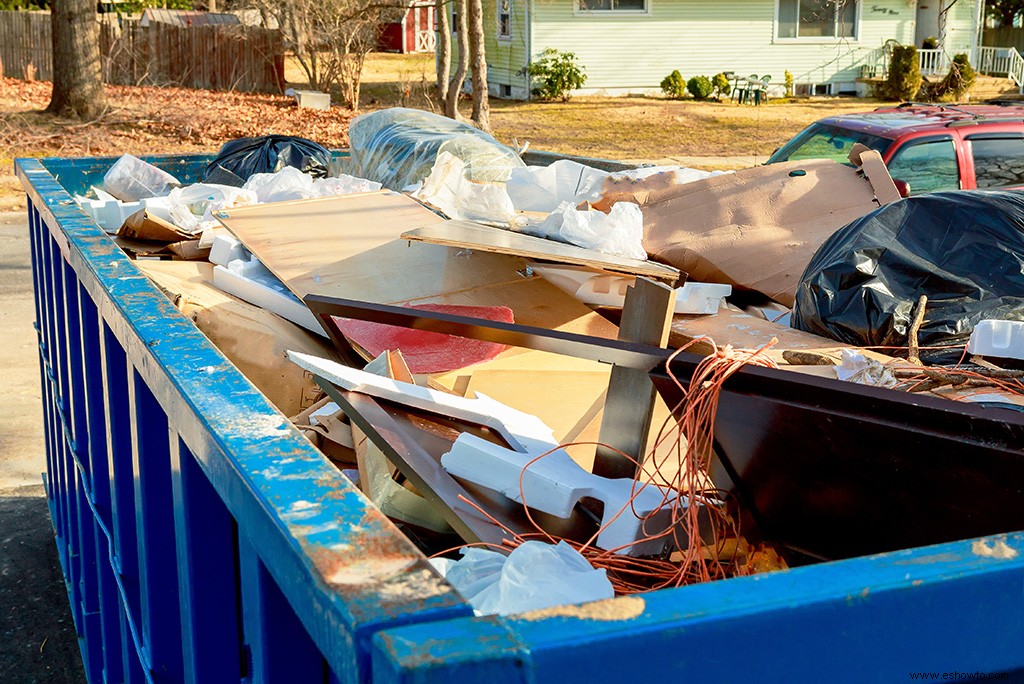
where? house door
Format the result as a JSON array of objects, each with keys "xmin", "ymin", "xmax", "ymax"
[
  {"xmin": 915, "ymin": 0, "xmax": 943, "ymax": 46},
  {"xmin": 415, "ymin": 6, "xmax": 436, "ymax": 52}
]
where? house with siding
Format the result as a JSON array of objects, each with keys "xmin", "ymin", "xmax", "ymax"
[{"xmin": 448, "ymin": 0, "xmax": 985, "ymax": 98}]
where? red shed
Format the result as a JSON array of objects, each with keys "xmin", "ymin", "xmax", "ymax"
[{"xmin": 379, "ymin": 1, "xmax": 436, "ymax": 53}]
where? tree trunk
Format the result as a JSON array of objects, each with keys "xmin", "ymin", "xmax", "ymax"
[
  {"xmin": 435, "ymin": 0, "xmax": 451, "ymax": 104},
  {"xmin": 445, "ymin": 0, "xmax": 468, "ymax": 119},
  {"xmin": 467, "ymin": 0, "xmax": 489, "ymax": 131},
  {"xmin": 47, "ymin": 0, "xmax": 107, "ymax": 119}
]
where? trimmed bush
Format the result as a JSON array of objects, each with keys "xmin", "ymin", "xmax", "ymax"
[
  {"xmin": 526, "ymin": 49, "xmax": 588, "ymax": 102},
  {"xmin": 880, "ymin": 45, "xmax": 922, "ymax": 101},
  {"xmin": 687, "ymin": 75, "xmax": 714, "ymax": 100},
  {"xmin": 661, "ymin": 70, "xmax": 687, "ymax": 99},
  {"xmin": 924, "ymin": 53, "xmax": 977, "ymax": 101},
  {"xmin": 712, "ymin": 72, "xmax": 731, "ymax": 98}
]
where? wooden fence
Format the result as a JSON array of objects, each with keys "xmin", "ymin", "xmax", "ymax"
[
  {"xmin": 984, "ymin": 26, "xmax": 1024, "ymax": 56},
  {"xmin": 0, "ymin": 11, "xmax": 285, "ymax": 93}
]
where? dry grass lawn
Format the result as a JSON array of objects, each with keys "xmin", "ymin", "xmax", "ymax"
[{"xmin": 0, "ymin": 51, "xmax": 895, "ymax": 205}]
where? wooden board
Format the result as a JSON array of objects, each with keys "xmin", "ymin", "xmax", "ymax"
[
  {"xmin": 216, "ymin": 192, "xmax": 619, "ymax": 338},
  {"xmin": 401, "ymin": 220, "xmax": 680, "ymax": 283}
]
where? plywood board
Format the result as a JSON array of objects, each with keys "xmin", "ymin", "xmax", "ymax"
[{"xmin": 401, "ymin": 220, "xmax": 680, "ymax": 283}]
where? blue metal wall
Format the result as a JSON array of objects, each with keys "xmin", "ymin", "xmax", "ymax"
[
  {"xmin": 18, "ymin": 153, "xmax": 1024, "ymax": 684},
  {"xmin": 17, "ymin": 156, "xmax": 470, "ymax": 684}
]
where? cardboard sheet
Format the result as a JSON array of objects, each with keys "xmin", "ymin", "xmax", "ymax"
[
  {"xmin": 593, "ymin": 155, "xmax": 900, "ymax": 307},
  {"xmin": 137, "ymin": 260, "xmax": 338, "ymax": 416}
]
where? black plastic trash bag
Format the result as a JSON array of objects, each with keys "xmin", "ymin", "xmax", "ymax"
[
  {"xmin": 204, "ymin": 135, "xmax": 332, "ymax": 186},
  {"xmin": 793, "ymin": 190, "xmax": 1024, "ymax": 347}
]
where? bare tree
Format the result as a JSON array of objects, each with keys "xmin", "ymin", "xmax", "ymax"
[
  {"xmin": 255, "ymin": 0, "xmax": 404, "ymax": 110},
  {"xmin": 445, "ymin": 0, "xmax": 468, "ymax": 119},
  {"xmin": 47, "ymin": 0, "xmax": 107, "ymax": 119},
  {"xmin": 466, "ymin": 0, "xmax": 489, "ymax": 131},
  {"xmin": 435, "ymin": 0, "xmax": 451, "ymax": 104}
]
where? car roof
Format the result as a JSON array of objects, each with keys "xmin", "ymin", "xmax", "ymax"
[{"xmin": 813, "ymin": 103, "xmax": 1024, "ymax": 139}]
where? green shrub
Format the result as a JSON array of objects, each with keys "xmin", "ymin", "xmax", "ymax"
[
  {"xmin": 880, "ymin": 45, "xmax": 922, "ymax": 101},
  {"xmin": 525, "ymin": 49, "xmax": 588, "ymax": 102},
  {"xmin": 924, "ymin": 53, "xmax": 977, "ymax": 101},
  {"xmin": 922, "ymin": 36, "xmax": 939, "ymax": 50},
  {"xmin": 687, "ymin": 75, "xmax": 714, "ymax": 100},
  {"xmin": 712, "ymin": 72, "xmax": 731, "ymax": 98},
  {"xmin": 660, "ymin": 70, "xmax": 687, "ymax": 99}
]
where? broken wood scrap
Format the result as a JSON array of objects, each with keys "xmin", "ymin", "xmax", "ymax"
[{"xmin": 401, "ymin": 220, "xmax": 681, "ymax": 283}]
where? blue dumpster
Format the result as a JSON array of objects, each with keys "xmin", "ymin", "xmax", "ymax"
[{"xmin": 17, "ymin": 153, "xmax": 1024, "ymax": 684}]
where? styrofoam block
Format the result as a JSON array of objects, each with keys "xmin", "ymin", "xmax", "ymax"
[
  {"xmin": 212, "ymin": 264, "xmax": 324, "ymax": 336},
  {"xmin": 286, "ymin": 353, "xmax": 681, "ymax": 555},
  {"xmin": 968, "ymin": 319, "xmax": 1024, "ymax": 360},
  {"xmin": 209, "ymin": 233, "xmax": 250, "ymax": 266},
  {"xmin": 531, "ymin": 263, "xmax": 731, "ymax": 314},
  {"xmin": 75, "ymin": 195, "xmax": 173, "ymax": 233}
]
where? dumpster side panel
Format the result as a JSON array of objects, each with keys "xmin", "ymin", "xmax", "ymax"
[
  {"xmin": 374, "ymin": 533, "xmax": 1024, "ymax": 684},
  {"xmin": 18, "ymin": 155, "xmax": 472, "ymax": 684}
]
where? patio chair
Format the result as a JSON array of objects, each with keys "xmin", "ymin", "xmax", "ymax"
[
  {"xmin": 753, "ymin": 74, "xmax": 771, "ymax": 105},
  {"xmin": 734, "ymin": 74, "xmax": 758, "ymax": 104}
]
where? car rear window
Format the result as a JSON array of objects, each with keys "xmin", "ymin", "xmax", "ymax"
[
  {"xmin": 971, "ymin": 137, "xmax": 1024, "ymax": 189},
  {"xmin": 767, "ymin": 123, "xmax": 891, "ymax": 165},
  {"xmin": 885, "ymin": 138, "xmax": 960, "ymax": 195}
]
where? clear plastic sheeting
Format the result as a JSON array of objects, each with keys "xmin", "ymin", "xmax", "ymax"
[
  {"xmin": 242, "ymin": 166, "xmax": 383, "ymax": 203},
  {"xmin": 794, "ymin": 190, "xmax": 1024, "ymax": 347},
  {"xmin": 103, "ymin": 154, "xmax": 181, "ymax": 202},
  {"xmin": 346, "ymin": 108, "xmax": 525, "ymax": 191},
  {"xmin": 515, "ymin": 201, "xmax": 647, "ymax": 260},
  {"xmin": 412, "ymin": 151, "xmax": 516, "ymax": 224},
  {"xmin": 430, "ymin": 541, "xmax": 614, "ymax": 616},
  {"xmin": 507, "ymin": 160, "xmax": 726, "ymax": 214}
]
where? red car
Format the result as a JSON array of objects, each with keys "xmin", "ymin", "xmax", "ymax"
[{"xmin": 767, "ymin": 102, "xmax": 1024, "ymax": 195}]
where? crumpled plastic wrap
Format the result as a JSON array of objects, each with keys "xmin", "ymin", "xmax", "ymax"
[
  {"xmin": 204, "ymin": 134, "xmax": 332, "ymax": 187},
  {"xmin": 506, "ymin": 160, "xmax": 727, "ymax": 214},
  {"xmin": 103, "ymin": 154, "xmax": 181, "ymax": 201},
  {"xmin": 242, "ymin": 166, "xmax": 383, "ymax": 203},
  {"xmin": 411, "ymin": 151, "xmax": 516, "ymax": 224},
  {"xmin": 793, "ymin": 190, "xmax": 1024, "ymax": 347},
  {"xmin": 346, "ymin": 107, "xmax": 525, "ymax": 191},
  {"xmin": 431, "ymin": 541, "xmax": 614, "ymax": 616},
  {"xmin": 515, "ymin": 201, "xmax": 647, "ymax": 260},
  {"xmin": 835, "ymin": 349, "xmax": 899, "ymax": 388},
  {"xmin": 167, "ymin": 183, "xmax": 258, "ymax": 233}
]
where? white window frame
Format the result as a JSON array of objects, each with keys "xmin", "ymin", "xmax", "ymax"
[
  {"xmin": 574, "ymin": 0, "xmax": 652, "ymax": 17},
  {"xmin": 774, "ymin": 0, "xmax": 860, "ymax": 43},
  {"xmin": 497, "ymin": 0, "xmax": 512, "ymax": 40}
]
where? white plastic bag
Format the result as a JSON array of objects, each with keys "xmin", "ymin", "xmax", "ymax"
[
  {"xmin": 507, "ymin": 161, "xmax": 728, "ymax": 214},
  {"xmin": 103, "ymin": 154, "xmax": 181, "ymax": 202},
  {"xmin": 516, "ymin": 201, "xmax": 648, "ymax": 260},
  {"xmin": 432, "ymin": 541, "xmax": 614, "ymax": 616},
  {"xmin": 242, "ymin": 166, "xmax": 315, "ymax": 203},
  {"xmin": 167, "ymin": 183, "xmax": 258, "ymax": 233},
  {"xmin": 312, "ymin": 174, "xmax": 383, "ymax": 197}
]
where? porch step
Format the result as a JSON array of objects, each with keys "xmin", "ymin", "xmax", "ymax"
[{"xmin": 969, "ymin": 75, "xmax": 1021, "ymax": 100}]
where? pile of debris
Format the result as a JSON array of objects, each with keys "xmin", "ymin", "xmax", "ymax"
[{"xmin": 77, "ymin": 107, "xmax": 1024, "ymax": 616}]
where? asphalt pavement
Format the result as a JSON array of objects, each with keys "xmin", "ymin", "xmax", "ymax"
[{"xmin": 0, "ymin": 207, "xmax": 87, "ymax": 683}]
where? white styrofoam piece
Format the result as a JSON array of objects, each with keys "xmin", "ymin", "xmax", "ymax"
[
  {"xmin": 286, "ymin": 353, "xmax": 680, "ymax": 555},
  {"xmin": 76, "ymin": 195, "xmax": 174, "ymax": 233},
  {"xmin": 308, "ymin": 401, "xmax": 340, "ymax": 426},
  {"xmin": 968, "ymin": 319, "xmax": 1024, "ymax": 360},
  {"xmin": 530, "ymin": 263, "xmax": 731, "ymax": 315},
  {"xmin": 212, "ymin": 264, "xmax": 324, "ymax": 336},
  {"xmin": 209, "ymin": 233, "xmax": 250, "ymax": 266}
]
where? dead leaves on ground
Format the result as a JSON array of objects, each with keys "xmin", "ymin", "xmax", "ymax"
[{"xmin": 0, "ymin": 78, "xmax": 357, "ymax": 170}]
